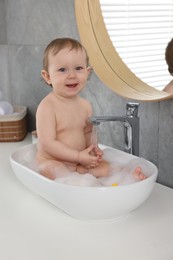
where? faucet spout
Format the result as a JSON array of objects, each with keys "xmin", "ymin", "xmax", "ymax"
[
  {"xmin": 90, "ymin": 116, "xmax": 125, "ymax": 125},
  {"xmin": 89, "ymin": 102, "xmax": 140, "ymax": 156}
]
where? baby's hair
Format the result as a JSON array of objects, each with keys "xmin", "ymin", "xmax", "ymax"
[
  {"xmin": 165, "ymin": 38, "xmax": 173, "ymax": 76},
  {"xmin": 43, "ymin": 37, "xmax": 89, "ymax": 72}
]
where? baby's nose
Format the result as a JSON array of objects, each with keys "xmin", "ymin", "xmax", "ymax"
[{"xmin": 67, "ymin": 69, "xmax": 76, "ymax": 77}]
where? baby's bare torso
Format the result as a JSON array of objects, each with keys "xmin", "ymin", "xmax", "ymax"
[
  {"xmin": 36, "ymin": 93, "xmax": 92, "ymax": 171},
  {"xmin": 56, "ymin": 103, "xmax": 88, "ymax": 150}
]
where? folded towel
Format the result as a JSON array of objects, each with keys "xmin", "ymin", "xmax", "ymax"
[{"xmin": 0, "ymin": 101, "xmax": 14, "ymax": 115}]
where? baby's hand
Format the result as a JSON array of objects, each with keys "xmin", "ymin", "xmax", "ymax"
[
  {"xmin": 78, "ymin": 145, "xmax": 100, "ymax": 168},
  {"xmin": 93, "ymin": 146, "xmax": 103, "ymax": 161}
]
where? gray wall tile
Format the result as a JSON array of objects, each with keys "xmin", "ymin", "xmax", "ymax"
[
  {"xmin": 0, "ymin": 0, "xmax": 7, "ymax": 44},
  {"xmin": 6, "ymin": 0, "xmax": 79, "ymax": 45},
  {"xmin": 158, "ymin": 101, "xmax": 173, "ymax": 187},
  {"xmin": 0, "ymin": 46, "xmax": 10, "ymax": 100}
]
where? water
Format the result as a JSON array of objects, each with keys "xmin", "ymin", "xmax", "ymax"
[{"xmin": 90, "ymin": 124, "xmax": 98, "ymax": 147}]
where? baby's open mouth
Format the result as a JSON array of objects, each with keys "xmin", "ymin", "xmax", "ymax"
[{"xmin": 66, "ymin": 84, "xmax": 78, "ymax": 88}]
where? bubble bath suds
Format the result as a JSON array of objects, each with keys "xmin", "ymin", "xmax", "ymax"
[
  {"xmin": 54, "ymin": 148, "xmax": 152, "ymax": 187},
  {"xmin": 18, "ymin": 146, "xmax": 152, "ymax": 188}
]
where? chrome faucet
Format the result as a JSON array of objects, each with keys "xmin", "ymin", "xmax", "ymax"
[{"xmin": 89, "ymin": 102, "xmax": 140, "ymax": 156}]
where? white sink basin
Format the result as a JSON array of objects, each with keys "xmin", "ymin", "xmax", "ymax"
[{"xmin": 10, "ymin": 143, "xmax": 158, "ymax": 222}]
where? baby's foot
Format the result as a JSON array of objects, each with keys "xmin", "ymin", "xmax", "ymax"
[{"xmin": 133, "ymin": 167, "xmax": 147, "ymax": 180}]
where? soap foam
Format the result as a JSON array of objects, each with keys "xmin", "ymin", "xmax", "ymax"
[
  {"xmin": 19, "ymin": 147, "xmax": 152, "ymax": 187},
  {"xmin": 55, "ymin": 172, "xmax": 101, "ymax": 187},
  {"xmin": 55, "ymin": 148, "xmax": 152, "ymax": 187}
]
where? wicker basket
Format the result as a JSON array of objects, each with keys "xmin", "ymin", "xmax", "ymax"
[{"xmin": 0, "ymin": 106, "xmax": 27, "ymax": 142}]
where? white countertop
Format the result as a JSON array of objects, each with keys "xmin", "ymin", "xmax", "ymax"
[{"xmin": 0, "ymin": 134, "xmax": 173, "ymax": 260}]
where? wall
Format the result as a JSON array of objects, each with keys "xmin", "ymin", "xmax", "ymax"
[{"xmin": 0, "ymin": 0, "xmax": 172, "ymax": 188}]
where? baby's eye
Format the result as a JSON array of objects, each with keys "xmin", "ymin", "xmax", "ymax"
[
  {"xmin": 58, "ymin": 68, "xmax": 67, "ymax": 72},
  {"xmin": 76, "ymin": 66, "xmax": 84, "ymax": 71}
]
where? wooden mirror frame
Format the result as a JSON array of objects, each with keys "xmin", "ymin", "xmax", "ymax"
[{"xmin": 75, "ymin": 0, "xmax": 173, "ymax": 101}]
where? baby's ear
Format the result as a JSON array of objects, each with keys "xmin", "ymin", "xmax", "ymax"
[
  {"xmin": 41, "ymin": 70, "xmax": 51, "ymax": 85},
  {"xmin": 87, "ymin": 66, "xmax": 93, "ymax": 80},
  {"xmin": 87, "ymin": 66, "xmax": 92, "ymax": 74}
]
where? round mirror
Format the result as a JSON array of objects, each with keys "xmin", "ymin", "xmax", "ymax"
[
  {"xmin": 75, "ymin": 0, "xmax": 173, "ymax": 101},
  {"xmin": 99, "ymin": 0, "xmax": 173, "ymax": 91}
]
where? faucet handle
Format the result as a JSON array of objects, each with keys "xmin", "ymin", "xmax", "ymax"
[{"xmin": 126, "ymin": 102, "xmax": 139, "ymax": 117}]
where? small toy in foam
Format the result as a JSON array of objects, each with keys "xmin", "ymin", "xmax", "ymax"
[{"xmin": 112, "ymin": 183, "xmax": 118, "ymax": 187}]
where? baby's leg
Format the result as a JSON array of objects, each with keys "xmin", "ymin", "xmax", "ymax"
[
  {"xmin": 76, "ymin": 164, "xmax": 89, "ymax": 174},
  {"xmin": 91, "ymin": 160, "xmax": 110, "ymax": 178},
  {"xmin": 77, "ymin": 160, "xmax": 110, "ymax": 178},
  {"xmin": 37, "ymin": 160, "xmax": 71, "ymax": 180}
]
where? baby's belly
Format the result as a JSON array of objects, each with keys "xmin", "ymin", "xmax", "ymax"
[
  {"xmin": 36, "ymin": 132, "xmax": 86, "ymax": 170},
  {"xmin": 59, "ymin": 132, "xmax": 87, "ymax": 151}
]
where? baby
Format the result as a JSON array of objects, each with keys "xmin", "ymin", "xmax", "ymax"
[{"xmin": 36, "ymin": 37, "xmax": 146, "ymax": 182}]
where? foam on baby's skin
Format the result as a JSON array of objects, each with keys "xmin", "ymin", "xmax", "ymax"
[
  {"xmin": 19, "ymin": 147, "xmax": 151, "ymax": 187},
  {"xmin": 55, "ymin": 149, "xmax": 152, "ymax": 187}
]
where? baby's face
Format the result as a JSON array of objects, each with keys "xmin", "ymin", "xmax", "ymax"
[{"xmin": 44, "ymin": 47, "xmax": 91, "ymax": 98}]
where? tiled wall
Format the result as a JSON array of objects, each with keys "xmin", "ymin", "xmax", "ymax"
[{"xmin": 0, "ymin": 0, "xmax": 173, "ymax": 188}]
